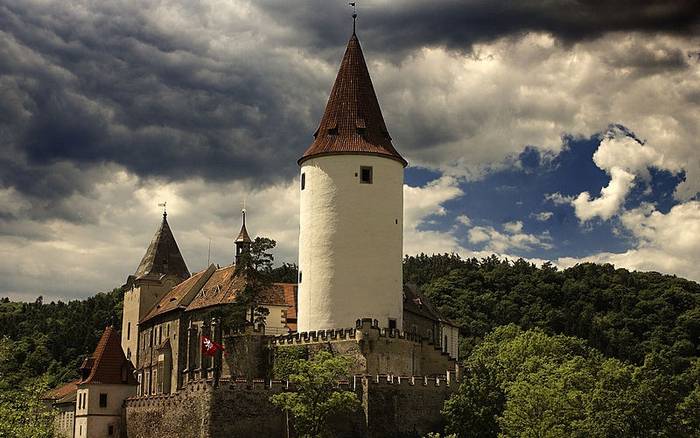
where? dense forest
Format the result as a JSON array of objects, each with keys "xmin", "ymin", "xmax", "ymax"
[{"xmin": 1, "ymin": 254, "xmax": 699, "ymax": 436}]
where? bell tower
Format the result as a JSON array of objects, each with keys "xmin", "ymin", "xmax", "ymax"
[
  {"xmin": 234, "ymin": 208, "xmax": 252, "ymax": 264},
  {"xmin": 297, "ymin": 26, "xmax": 406, "ymax": 332}
]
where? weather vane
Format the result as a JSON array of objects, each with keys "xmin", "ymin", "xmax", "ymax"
[
  {"xmin": 158, "ymin": 201, "xmax": 167, "ymax": 217},
  {"xmin": 349, "ymin": 2, "xmax": 357, "ymax": 34}
]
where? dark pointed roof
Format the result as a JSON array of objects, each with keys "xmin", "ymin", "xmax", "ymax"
[
  {"xmin": 134, "ymin": 213, "xmax": 190, "ymax": 280},
  {"xmin": 79, "ymin": 326, "xmax": 138, "ymax": 385},
  {"xmin": 235, "ymin": 210, "xmax": 252, "ymax": 243},
  {"xmin": 299, "ymin": 32, "xmax": 407, "ymax": 167}
]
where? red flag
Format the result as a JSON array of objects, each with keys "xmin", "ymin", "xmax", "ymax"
[{"xmin": 201, "ymin": 335, "xmax": 224, "ymax": 357}]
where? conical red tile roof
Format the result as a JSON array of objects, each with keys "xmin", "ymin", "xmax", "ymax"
[
  {"xmin": 299, "ymin": 33, "xmax": 407, "ymax": 167},
  {"xmin": 79, "ymin": 326, "xmax": 137, "ymax": 385}
]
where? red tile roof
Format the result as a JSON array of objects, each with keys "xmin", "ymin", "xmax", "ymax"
[
  {"xmin": 140, "ymin": 266, "xmax": 216, "ymax": 323},
  {"xmin": 279, "ymin": 283, "xmax": 298, "ymax": 331},
  {"xmin": 79, "ymin": 326, "xmax": 138, "ymax": 385},
  {"xmin": 43, "ymin": 380, "xmax": 79, "ymax": 401},
  {"xmin": 185, "ymin": 265, "xmax": 289, "ymax": 312},
  {"xmin": 299, "ymin": 33, "xmax": 407, "ymax": 167}
]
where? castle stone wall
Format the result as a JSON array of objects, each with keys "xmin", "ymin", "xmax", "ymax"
[
  {"xmin": 125, "ymin": 374, "xmax": 456, "ymax": 438},
  {"xmin": 363, "ymin": 375, "xmax": 455, "ymax": 437}
]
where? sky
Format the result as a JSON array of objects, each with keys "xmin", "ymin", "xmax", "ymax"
[{"xmin": 1, "ymin": 0, "xmax": 699, "ymax": 301}]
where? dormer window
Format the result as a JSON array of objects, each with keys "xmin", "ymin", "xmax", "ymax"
[
  {"xmin": 327, "ymin": 127, "xmax": 338, "ymax": 136},
  {"xmin": 360, "ymin": 166, "xmax": 373, "ymax": 184}
]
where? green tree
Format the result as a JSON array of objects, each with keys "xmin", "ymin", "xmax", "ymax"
[
  {"xmin": 444, "ymin": 325, "xmax": 700, "ymax": 438},
  {"xmin": 270, "ymin": 351, "xmax": 360, "ymax": 438},
  {"xmin": 216, "ymin": 237, "xmax": 277, "ymax": 330},
  {"xmin": 0, "ymin": 375, "xmax": 55, "ymax": 438}
]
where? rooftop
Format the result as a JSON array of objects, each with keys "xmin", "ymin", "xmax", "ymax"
[{"xmin": 299, "ymin": 32, "xmax": 406, "ymax": 167}]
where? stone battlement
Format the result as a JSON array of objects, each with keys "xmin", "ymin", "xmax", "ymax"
[
  {"xmin": 128, "ymin": 371, "xmax": 457, "ymax": 407},
  {"xmin": 272, "ymin": 318, "xmax": 429, "ymax": 345}
]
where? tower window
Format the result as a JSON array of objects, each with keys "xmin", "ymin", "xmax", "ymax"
[
  {"xmin": 301, "ymin": 173, "xmax": 305, "ymax": 190},
  {"xmin": 360, "ymin": 166, "xmax": 373, "ymax": 184},
  {"xmin": 298, "ymin": 271, "xmax": 302, "ymax": 283},
  {"xmin": 388, "ymin": 319, "xmax": 397, "ymax": 330},
  {"xmin": 99, "ymin": 393, "xmax": 107, "ymax": 408},
  {"xmin": 127, "ymin": 322, "xmax": 130, "ymax": 340}
]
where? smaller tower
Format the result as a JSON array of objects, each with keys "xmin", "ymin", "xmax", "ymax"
[
  {"xmin": 234, "ymin": 209, "xmax": 252, "ymax": 264},
  {"xmin": 121, "ymin": 212, "xmax": 190, "ymax": 366}
]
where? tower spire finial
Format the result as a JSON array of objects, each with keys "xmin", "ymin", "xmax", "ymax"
[
  {"xmin": 349, "ymin": 2, "xmax": 357, "ymax": 35},
  {"xmin": 158, "ymin": 201, "xmax": 167, "ymax": 218}
]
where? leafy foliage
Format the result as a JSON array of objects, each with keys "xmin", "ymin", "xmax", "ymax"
[
  {"xmin": 0, "ymin": 288, "xmax": 123, "ymax": 386},
  {"xmin": 272, "ymin": 346, "xmax": 309, "ymax": 380},
  {"xmin": 215, "ymin": 237, "xmax": 277, "ymax": 330},
  {"xmin": 0, "ymin": 345, "xmax": 55, "ymax": 438},
  {"xmin": 270, "ymin": 351, "xmax": 360, "ymax": 438},
  {"xmin": 270, "ymin": 262, "xmax": 299, "ymax": 284},
  {"xmin": 405, "ymin": 254, "xmax": 700, "ymax": 369},
  {"xmin": 443, "ymin": 325, "xmax": 700, "ymax": 438}
]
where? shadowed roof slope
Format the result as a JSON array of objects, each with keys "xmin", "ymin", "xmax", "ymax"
[
  {"xmin": 299, "ymin": 32, "xmax": 407, "ymax": 167},
  {"xmin": 42, "ymin": 380, "xmax": 79, "ymax": 401},
  {"xmin": 79, "ymin": 326, "xmax": 137, "ymax": 385},
  {"xmin": 140, "ymin": 265, "xmax": 217, "ymax": 323},
  {"xmin": 185, "ymin": 265, "xmax": 288, "ymax": 312},
  {"xmin": 134, "ymin": 213, "xmax": 190, "ymax": 280}
]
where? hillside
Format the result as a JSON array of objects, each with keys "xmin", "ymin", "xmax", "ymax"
[{"xmin": 1, "ymin": 255, "xmax": 698, "ymax": 387}]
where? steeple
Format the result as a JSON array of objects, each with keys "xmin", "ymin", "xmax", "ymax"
[
  {"xmin": 234, "ymin": 209, "xmax": 252, "ymax": 264},
  {"xmin": 299, "ymin": 29, "xmax": 407, "ymax": 167},
  {"xmin": 134, "ymin": 212, "xmax": 190, "ymax": 281}
]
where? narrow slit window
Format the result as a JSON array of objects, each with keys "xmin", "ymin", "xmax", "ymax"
[
  {"xmin": 99, "ymin": 393, "xmax": 107, "ymax": 408},
  {"xmin": 360, "ymin": 166, "xmax": 373, "ymax": 184},
  {"xmin": 301, "ymin": 173, "xmax": 305, "ymax": 190},
  {"xmin": 298, "ymin": 271, "xmax": 302, "ymax": 283}
]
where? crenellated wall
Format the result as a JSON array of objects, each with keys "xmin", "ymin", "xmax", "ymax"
[
  {"xmin": 125, "ymin": 373, "xmax": 457, "ymax": 438},
  {"xmin": 272, "ymin": 318, "xmax": 457, "ymax": 376}
]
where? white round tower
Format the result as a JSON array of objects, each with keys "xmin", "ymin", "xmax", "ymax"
[{"xmin": 297, "ymin": 31, "xmax": 407, "ymax": 332}]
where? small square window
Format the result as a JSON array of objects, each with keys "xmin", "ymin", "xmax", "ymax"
[
  {"xmin": 388, "ymin": 319, "xmax": 397, "ymax": 330},
  {"xmin": 99, "ymin": 393, "xmax": 107, "ymax": 408},
  {"xmin": 360, "ymin": 166, "xmax": 373, "ymax": 184},
  {"xmin": 301, "ymin": 173, "xmax": 306, "ymax": 190}
]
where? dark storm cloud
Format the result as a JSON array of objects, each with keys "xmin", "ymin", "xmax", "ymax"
[
  {"xmin": 1, "ymin": 0, "xmax": 698, "ymax": 225},
  {"xmin": 0, "ymin": 0, "xmax": 327, "ymax": 222},
  {"xmin": 259, "ymin": 0, "xmax": 700, "ymax": 54}
]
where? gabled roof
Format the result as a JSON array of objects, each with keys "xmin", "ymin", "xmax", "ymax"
[
  {"xmin": 299, "ymin": 32, "xmax": 407, "ymax": 167},
  {"xmin": 79, "ymin": 326, "xmax": 138, "ymax": 386},
  {"xmin": 140, "ymin": 265, "xmax": 217, "ymax": 324},
  {"xmin": 185, "ymin": 265, "xmax": 289, "ymax": 312},
  {"xmin": 134, "ymin": 213, "xmax": 190, "ymax": 281}
]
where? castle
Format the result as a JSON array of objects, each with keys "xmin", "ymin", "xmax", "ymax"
[{"xmin": 44, "ymin": 24, "xmax": 461, "ymax": 438}]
